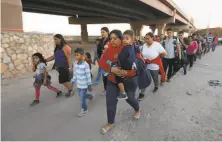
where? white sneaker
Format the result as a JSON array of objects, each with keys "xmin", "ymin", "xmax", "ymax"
[
  {"xmin": 77, "ymin": 109, "xmax": 88, "ymax": 117},
  {"xmin": 91, "ymin": 93, "xmax": 95, "ymax": 101}
]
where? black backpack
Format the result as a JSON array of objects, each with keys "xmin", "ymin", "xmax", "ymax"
[
  {"xmin": 133, "ymin": 45, "xmax": 152, "ymax": 89},
  {"xmin": 162, "ymin": 36, "xmax": 179, "ymax": 58},
  {"xmin": 162, "ymin": 36, "xmax": 182, "ymax": 72}
]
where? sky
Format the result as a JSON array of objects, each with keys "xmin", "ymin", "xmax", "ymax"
[{"xmin": 22, "ymin": 0, "xmax": 222, "ymax": 36}]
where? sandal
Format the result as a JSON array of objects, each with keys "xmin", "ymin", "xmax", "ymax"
[
  {"xmin": 100, "ymin": 124, "xmax": 114, "ymax": 135},
  {"xmin": 134, "ymin": 108, "xmax": 141, "ymax": 120}
]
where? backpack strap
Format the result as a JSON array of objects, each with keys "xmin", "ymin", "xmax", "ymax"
[
  {"xmin": 162, "ymin": 36, "xmax": 167, "ymax": 48},
  {"xmin": 172, "ymin": 36, "xmax": 179, "ymax": 57}
]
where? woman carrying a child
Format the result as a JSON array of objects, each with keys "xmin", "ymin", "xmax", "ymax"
[{"xmin": 99, "ymin": 30, "xmax": 141, "ymax": 134}]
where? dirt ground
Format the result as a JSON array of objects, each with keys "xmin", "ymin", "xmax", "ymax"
[{"xmin": 1, "ymin": 44, "xmax": 222, "ymax": 141}]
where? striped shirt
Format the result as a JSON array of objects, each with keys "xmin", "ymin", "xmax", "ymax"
[
  {"xmin": 72, "ymin": 61, "xmax": 92, "ymax": 89},
  {"xmin": 207, "ymin": 36, "xmax": 214, "ymax": 43}
]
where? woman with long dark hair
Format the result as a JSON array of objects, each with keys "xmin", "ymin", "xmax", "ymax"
[
  {"xmin": 46, "ymin": 34, "xmax": 74, "ymax": 97},
  {"xmin": 93, "ymin": 27, "xmax": 110, "ymax": 95},
  {"xmin": 99, "ymin": 30, "xmax": 141, "ymax": 134}
]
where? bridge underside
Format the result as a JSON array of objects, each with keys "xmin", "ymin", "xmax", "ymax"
[
  {"xmin": 22, "ymin": 0, "xmax": 169, "ymax": 21},
  {"xmin": 2, "ymin": 0, "xmax": 195, "ymax": 40}
]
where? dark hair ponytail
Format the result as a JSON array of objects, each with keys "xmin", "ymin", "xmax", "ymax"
[{"xmin": 110, "ymin": 30, "xmax": 123, "ymax": 40}]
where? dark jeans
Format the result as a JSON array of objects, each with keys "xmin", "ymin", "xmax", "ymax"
[
  {"xmin": 162, "ymin": 58, "xmax": 175, "ymax": 80},
  {"xmin": 181, "ymin": 53, "xmax": 188, "ymax": 74},
  {"xmin": 106, "ymin": 77, "xmax": 140, "ymax": 124},
  {"xmin": 103, "ymin": 75, "xmax": 108, "ymax": 91},
  {"xmin": 187, "ymin": 54, "xmax": 194, "ymax": 68},
  {"xmin": 193, "ymin": 53, "xmax": 197, "ymax": 61},
  {"xmin": 212, "ymin": 44, "xmax": 217, "ymax": 52},
  {"xmin": 202, "ymin": 43, "xmax": 207, "ymax": 54}
]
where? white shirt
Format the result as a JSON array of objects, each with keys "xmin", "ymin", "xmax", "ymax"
[
  {"xmin": 163, "ymin": 37, "xmax": 179, "ymax": 59},
  {"xmin": 141, "ymin": 42, "xmax": 166, "ymax": 70},
  {"xmin": 35, "ymin": 63, "xmax": 46, "ymax": 75}
]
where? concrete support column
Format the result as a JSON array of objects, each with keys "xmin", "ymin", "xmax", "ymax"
[
  {"xmin": 149, "ymin": 25, "xmax": 156, "ymax": 34},
  {"xmin": 156, "ymin": 23, "xmax": 166, "ymax": 35},
  {"xmin": 188, "ymin": 30, "xmax": 192, "ymax": 36},
  {"xmin": 130, "ymin": 23, "xmax": 143, "ymax": 40},
  {"xmin": 81, "ymin": 24, "xmax": 88, "ymax": 43},
  {"xmin": 1, "ymin": 0, "xmax": 23, "ymax": 32},
  {"xmin": 174, "ymin": 29, "xmax": 179, "ymax": 36}
]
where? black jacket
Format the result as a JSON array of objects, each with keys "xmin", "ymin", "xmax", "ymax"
[
  {"xmin": 134, "ymin": 54, "xmax": 152, "ymax": 89},
  {"xmin": 130, "ymin": 45, "xmax": 152, "ymax": 89},
  {"xmin": 97, "ymin": 37, "xmax": 110, "ymax": 59},
  {"xmin": 118, "ymin": 45, "xmax": 137, "ymax": 70}
]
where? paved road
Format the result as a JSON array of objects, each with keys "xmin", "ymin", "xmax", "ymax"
[{"xmin": 2, "ymin": 45, "xmax": 222, "ymax": 141}]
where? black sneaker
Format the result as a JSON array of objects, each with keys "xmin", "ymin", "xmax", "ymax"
[
  {"xmin": 183, "ymin": 66, "xmax": 187, "ymax": 75},
  {"xmin": 184, "ymin": 69, "xmax": 187, "ymax": 75},
  {"xmin": 30, "ymin": 100, "xmax": 39, "ymax": 107},
  {"xmin": 153, "ymin": 87, "xmax": 158, "ymax": 93},
  {"xmin": 65, "ymin": 90, "xmax": 74, "ymax": 98},
  {"xmin": 138, "ymin": 93, "xmax": 145, "ymax": 102},
  {"xmin": 167, "ymin": 79, "xmax": 171, "ymax": 82},
  {"xmin": 56, "ymin": 91, "xmax": 62, "ymax": 98},
  {"xmin": 117, "ymin": 92, "xmax": 128, "ymax": 100}
]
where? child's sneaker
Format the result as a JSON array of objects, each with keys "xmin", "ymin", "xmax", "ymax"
[
  {"xmin": 87, "ymin": 92, "xmax": 95, "ymax": 101},
  {"xmin": 153, "ymin": 87, "xmax": 158, "ymax": 93},
  {"xmin": 92, "ymin": 80, "xmax": 100, "ymax": 84},
  {"xmin": 30, "ymin": 100, "xmax": 39, "ymax": 107},
  {"xmin": 117, "ymin": 92, "xmax": 128, "ymax": 100},
  {"xmin": 65, "ymin": 90, "xmax": 74, "ymax": 98},
  {"xmin": 77, "ymin": 109, "xmax": 88, "ymax": 117},
  {"xmin": 56, "ymin": 91, "xmax": 62, "ymax": 98},
  {"xmin": 90, "ymin": 93, "xmax": 95, "ymax": 101}
]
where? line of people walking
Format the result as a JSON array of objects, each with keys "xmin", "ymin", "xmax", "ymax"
[{"xmin": 29, "ymin": 27, "xmax": 219, "ymax": 134}]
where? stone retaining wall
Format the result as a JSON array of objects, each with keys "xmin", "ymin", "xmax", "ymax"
[
  {"xmin": 0, "ymin": 32, "xmax": 101, "ymax": 80},
  {"xmin": 1, "ymin": 32, "xmax": 55, "ymax": 80},
  {"xmin": 64, "ymin": 36, "xmax": 100, "ymax": 42}
]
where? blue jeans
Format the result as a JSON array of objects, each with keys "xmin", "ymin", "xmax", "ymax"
[
  {"xmin": 94, "ymin": 68, "xmax": 102, "ymax": 82},
  {"xmin": 212, "ymin": 44, "xmax": 217, "ymax": 51},
  {"xmin": 78, "ymin": 88, "xmax": 93, "ymax": 111},
  {"xmin": 94, "ymin": 68, "xmax": 108, "ymax": 82}
]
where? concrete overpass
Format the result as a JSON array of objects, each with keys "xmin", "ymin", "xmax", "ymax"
[{"xmin": 1, "ymin": 0, "xmax": 196, "ymax": 41}]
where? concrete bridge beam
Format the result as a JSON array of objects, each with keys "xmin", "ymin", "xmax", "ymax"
[
  {"xmin": 166, "ymin": 25, "xmax": 190, "ymax": 32},
  {"xmin": 149, "ymin": 25, "xmax": 156, "ymax": 33},
  {"xmin": 130, "ymin": 23, "xmax": 143, "ymax": 39},
  {"xmin": 69, "ymin": 17, "xmax": 129, "ymax": 25},
  {"xmin": 1, "ymin": 0, "xmax": 23, "ymax": 32},
  {"xmin": 156, "ymin": 23, "xmax": 167, "ymax": 35},
  {"xmin": 81, "ymin": 24, "xmax": 88, "ymax": 43}
]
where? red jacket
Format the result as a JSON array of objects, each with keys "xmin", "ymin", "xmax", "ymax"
[{"xmin": 145, "ymin": 56, "xmax": 167, "ymax": 82}]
